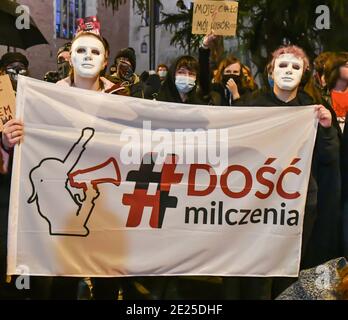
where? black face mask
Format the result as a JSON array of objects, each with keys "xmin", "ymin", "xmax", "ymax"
[
  {"xmin": 5, "ymin": 64, "xmax": 28, "ymax": 90},
  {"xmin": 117, "ymin": 62, "xmax": 134, "ymax": 81},
  {"xmin": 222, "ymin": 74, "xmax": 242, "ymax": 88},
  {"xmin": 44, "ymin": 71, "xmax": 60, "ymax": 83},
  {"xmin": 57, "ymin": 61, "xmax": 71, "ymax": 80}
]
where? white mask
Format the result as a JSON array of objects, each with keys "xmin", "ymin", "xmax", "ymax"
[
  {"xmin": 71, "ymin": 35, "xmax": 106, "ymax": 79},
  {"xmin": 175, "ymin": 75, "xmax": 196, "ymax": 94},
  {"xmin": 158, "ymin": 70, "xmax": 167, "ymax": 78},
  {"xmin": 273, "ymin": 54, "xmax": 304, "ymax": 91}
]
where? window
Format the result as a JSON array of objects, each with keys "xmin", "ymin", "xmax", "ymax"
[{"xmin": 56, "ymin": 0, "xmax": 86, "ymax": 39}]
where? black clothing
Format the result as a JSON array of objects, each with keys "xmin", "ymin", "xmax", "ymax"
[
  {"xmin": 0, "ymin": 154, "xmax": 11, "ymax": 283},
  {"xmin": 342, "ymin": 116, "xmax": 348, "ymax": 257},
  {"xmin": 140, "ymin": 72, "xmax": 161, "ymax": 100}
]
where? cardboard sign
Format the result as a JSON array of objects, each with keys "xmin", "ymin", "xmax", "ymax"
[
  {"xmin": 192, "ymin": 0, "xmax": 239, "ymax": 36},
  {"xmin": 0, "ymin": 74, "xmax": 16, "ymax": 131}
]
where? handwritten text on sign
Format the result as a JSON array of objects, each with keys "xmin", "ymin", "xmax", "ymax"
[
  {"xmin": 0, "ymin": 75, "xmax": 16, "ymax": 131},
  {"xmin": 192, "ymin": 0, "xmax": 238, "ymax": 36}
]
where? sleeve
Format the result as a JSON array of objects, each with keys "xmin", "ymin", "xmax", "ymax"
[
  {"xmin": 341, "ymin": 116, "xmax": 348, "ymax": 200},
  {"xmin": 313, "ymin": 125, "xmax": 340, "ymax": 165},
  {"xmin": 198, "ymin": 47, "xmax": 211, "ymax": 96},
  {"xmin": 143, "ymin": 74, "xmax": 161, "ymax": 100},
  {"xmin": 0, "ymin": 145, "xmax": 10, "ymax": 175}
]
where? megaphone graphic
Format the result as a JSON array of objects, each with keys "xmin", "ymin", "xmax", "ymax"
[{"xmin": 68, "ymin": 157, "xmax": 121, "ymax": 191}]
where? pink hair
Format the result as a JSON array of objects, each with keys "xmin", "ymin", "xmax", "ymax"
[{"xmin": 270, "ymin": 45, "xmax": 310, "ymax": 72}]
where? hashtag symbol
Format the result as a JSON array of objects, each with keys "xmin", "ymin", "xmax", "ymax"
[{"xmin": 122, "ymin": 153, "xmax": 183, "ymax": 228}]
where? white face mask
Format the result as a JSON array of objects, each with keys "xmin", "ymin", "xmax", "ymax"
[
  {"xmin": 274, "ymin": 54, "xmax": 304, "ymax": 91},
  {"xmin": 158, "ymin": 70, "xmax": 167, "ymax": 78},
  {"xmin": 71, "ymin": 35, "xmax": 106, "ymax": 79},
  {"xmin": 175, "ymin": 75, "xmax": 196, "ymax": 94}
]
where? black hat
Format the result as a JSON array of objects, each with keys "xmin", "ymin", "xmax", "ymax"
[
  {"xmin": 114, "ymin": 47, "xmax": 136, "ymax": 71},
  {"xmin": 1, "ymin": 52, "xmax": 29, "ymax": 69}
]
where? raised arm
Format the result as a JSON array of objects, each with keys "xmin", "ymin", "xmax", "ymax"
[{"xmin": 198, "ymin": 33, "xmax": 217, "ymax": 96}]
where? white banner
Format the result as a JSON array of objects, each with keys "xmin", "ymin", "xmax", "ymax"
[{"xmin": 8, "ymin": 77, "xmax": 318, "ymax": 277}]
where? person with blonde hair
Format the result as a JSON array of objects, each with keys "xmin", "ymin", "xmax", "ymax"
[
  {"xmin": 241, "ymin": 64, "xmax": 258, "ymax": 92},
  {"xmin": 199, "ymin": 33, "xmax": 251, "ymax": 106}
]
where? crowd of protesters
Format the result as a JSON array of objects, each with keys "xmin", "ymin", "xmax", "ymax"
[{"xmin": 0, "ymin": 27, "xmax": 347, "ymax": 300}]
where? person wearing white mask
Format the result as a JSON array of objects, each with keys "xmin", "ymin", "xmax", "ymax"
[
  {"xmin": 272, "ymin": 52, "xmax": 306, "ymax": 100},
  {"xmin": 226, "ymin": 45, "xmax": 340, "ymax": 300},
  {"xmin": 56, "ymin": 31, "xmax": 115, "ymax": 92},
  {"xmin": 157, "ymin": 55, "xmax": 213, "ymax": 105},
  {"xmin": 2, "ymin": 32, "xmax": 119, "ymax": 158},
  {"xmin": 1, "ymin": 31, "xmax": 122, "ymax": 299}
]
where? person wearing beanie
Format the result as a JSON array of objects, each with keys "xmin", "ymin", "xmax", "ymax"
[
  {"xmin": 0, "ymin": 52, "xmax": 29, "ymax": 91},
  {"xmin": 107, "ymin": 47, "xmax": 144, "ymax": 98},
  {"xmin": 115, "ymin": 47, "xmax": 136, "ymax": 72}
]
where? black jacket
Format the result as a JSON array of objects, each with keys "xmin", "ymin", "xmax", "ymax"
[
  {"xmin": 343, "ymin": 116, "xmax": 348, "ymax": 202},
  {"xmin": 0, "ymin": 152, "xmax": 12, "ymax": 282},
  {"xmin": 140, "ymin": 72, "xmax": 162, "ymax": 100},
  {"xmin": 342, "ymin": 116, "xmax": 348, "ymax": 256}
]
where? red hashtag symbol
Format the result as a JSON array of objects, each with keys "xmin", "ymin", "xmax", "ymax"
[
  {"xmin": 122, "ymin": 153, "xmax": 183, "ymax": 228},
  {"xmin": 123, "ymin": 189, "xmax": 161, "ymax": 228}
]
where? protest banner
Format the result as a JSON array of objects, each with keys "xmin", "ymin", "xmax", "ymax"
[{"xmin": 8, "ymin": 77, "xmax": 317, "ymax": 277}]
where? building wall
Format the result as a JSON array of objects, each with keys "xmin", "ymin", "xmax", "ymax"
[
  {"xmin": 97, "ymin": 0, "xmax": 130, "ymax": 69},
  {"xmin": 0, "ymin": 0, "xmax": 130, "ymax": 79},
  {"xmin": 129, "ymin": 0, "xmax": 186, "ymax": 73},
  {"xmin": 0, "ymin": 0, "xmax": 245, "ymax": 80}
]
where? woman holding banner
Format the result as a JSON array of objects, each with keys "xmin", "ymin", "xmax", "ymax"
[
  {"xmin": 238, "ymin": 44, "xmax": 339, "ymax": 299},
  {"xmin": 1, "ymin": 30, "xmax": 123, "ymax": 300}
]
